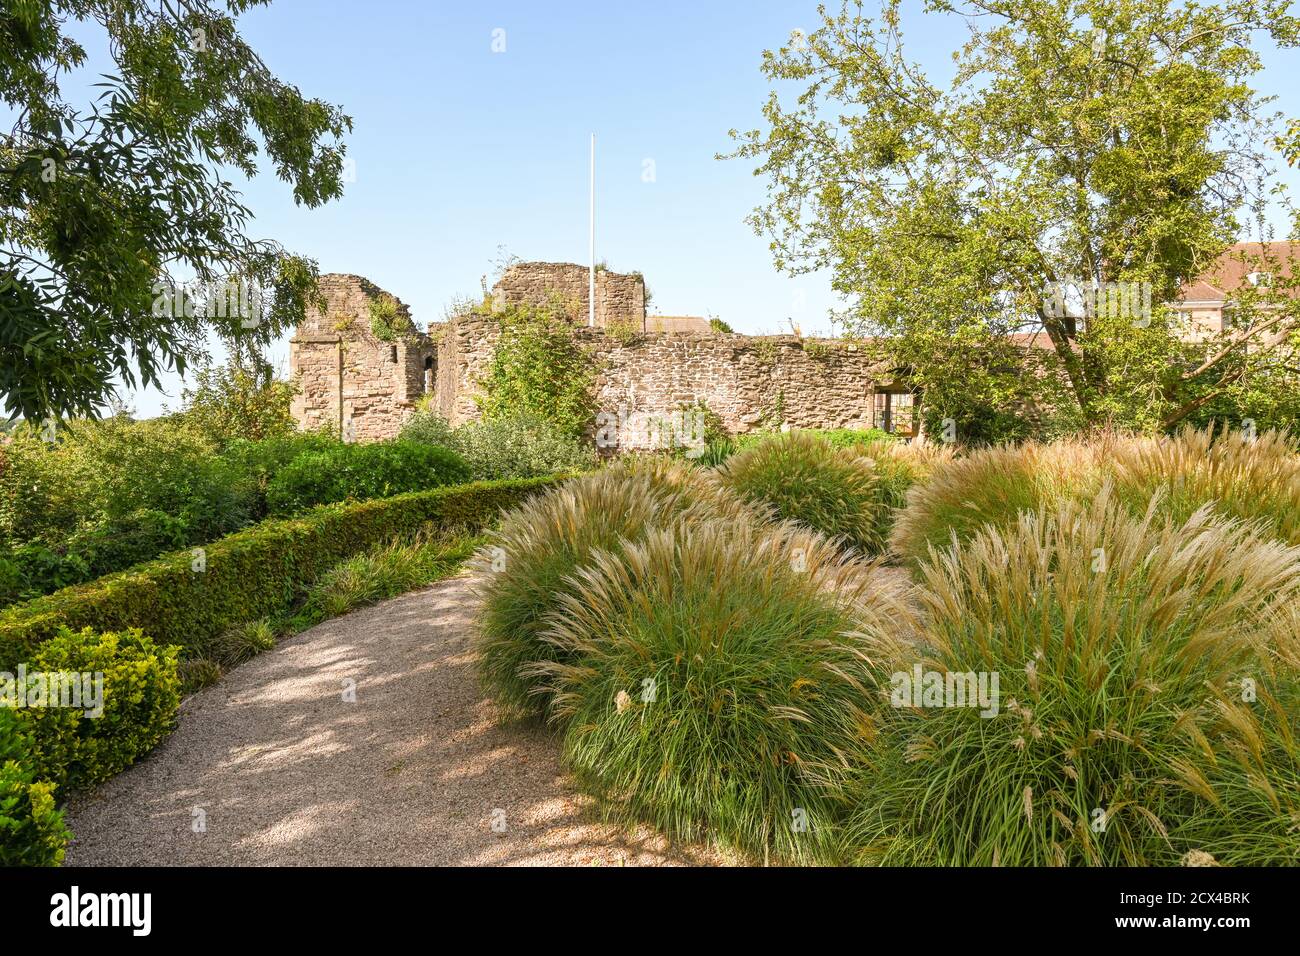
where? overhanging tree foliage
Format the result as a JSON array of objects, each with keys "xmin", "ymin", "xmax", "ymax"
[
  {"xmin": 1, "ymin": 0, "xmax": 351, "ymax": 423},
  {"xmin": 729, "ymin": 0, "xmax": 1300, "ymax": 435}
]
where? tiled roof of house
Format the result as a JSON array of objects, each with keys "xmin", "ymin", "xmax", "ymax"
[
  {"xmin": 1177, "ymin": 241, "xmax": 1297, "ymax": 303},
  {"xmin": 1007, "ymin": 330, "xmax": 1061, "ymax": 350}
]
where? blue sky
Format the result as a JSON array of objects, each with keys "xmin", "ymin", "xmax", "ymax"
[{"xmin": 55, "ymin": 0, "xmax": 1300, "ymax": 416}]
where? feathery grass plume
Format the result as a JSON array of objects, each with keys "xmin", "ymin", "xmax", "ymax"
[
  {"xmin": 843, "ymin": 486, "xmax": 1300, "ymax": 866},
  {"xmin": 716, "ymin": 431, "xmax": 895, "ymax": 554},
  {"xmin": 889, "ymin": 436, "xmax": 1105, "ymax": 571},
  {"xmin": 533, "ymin": 517, "xmax": 915, "ymax": 863},
  {"xmin": 1108, "ymin": 425, "xmax": 1300, "ymax": 546},
  {"xmin": 858, "ymin": 438, "xmax": 956, "ymax": 537},
  {"xmin": 472, "ymin": 462, "xmax": 757, "ymax": 721}
]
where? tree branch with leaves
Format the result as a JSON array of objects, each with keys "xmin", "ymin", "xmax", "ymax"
[{"xmin": 1, "ymin": 0, "xmax": 351, "ymax": 423}]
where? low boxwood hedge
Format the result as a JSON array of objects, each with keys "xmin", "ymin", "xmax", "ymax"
[{"xmin": 0, "ymin": 476, "xmax": 566, "ymax": 670}]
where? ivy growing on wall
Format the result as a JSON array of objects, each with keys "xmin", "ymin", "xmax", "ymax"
[{"xmin": 475, "ymin": 302, "xmax": 599, "ymax": 441}]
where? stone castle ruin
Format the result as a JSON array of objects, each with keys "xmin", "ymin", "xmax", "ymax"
[{"xmin": 290, "ymin": 262, "xmax": 914, "ymax": 448}]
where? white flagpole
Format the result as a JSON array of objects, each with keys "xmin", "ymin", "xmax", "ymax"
[{"xmin": 589, "ymin": 133, "xmax": 595, "ymax": 328}]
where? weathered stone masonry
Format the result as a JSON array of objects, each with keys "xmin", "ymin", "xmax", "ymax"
[
  {"xmin": 291, "ymin": 263, "xmax": 897, "ymax": 447},
  {"xmin": 289, "ymin": 274, "xmax": 436, "ymax": 443}
]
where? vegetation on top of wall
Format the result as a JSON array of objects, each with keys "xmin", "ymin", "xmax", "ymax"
[
  {"xmin": 604, "ymin": 318, "xmax": 641, "ymax": 346},
  {"xmin": 367, "ymin": 293, "xmax": 406, "ymax": 343},
  {"xmin": 708, "ymin": 316, "xmax": 734, "ymax": 333},
  {"xmin": 751, "ymin": 339, "xmax": 779, "ymax": 365}
]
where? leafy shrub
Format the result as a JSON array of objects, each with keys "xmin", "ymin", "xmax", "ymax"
[
  {"xmin": 475, "ymin": 302, "xmax": 598, "ymax": 441},
  {"xmin": 177, "ymin": 358, "xmax": 298, "ymax": 446},
  {"xmin": 265, "ymin": 439, "xmax": 470, "ymax": 514},
  {"xmin": 842, "ymin": 490, "xmax": 1300, "ymax": 865},
  {"xmin": 474, "ymin": 461, "xmax": 753, "ymax": 720},
  {"xmin": 889, "ymin": 437, "xmax": 1104, "ymax": 569},
  {"xmin": 403, "ymin": 411, "xmax": 596, "ymax": 481},
  {"xmin": 454, "ymin": 415, "xmax": 596, "ymax": 480},
  {"xmin": 0, "ymin": 415, "xmax": 253, "ymax": 548},
  {"xmin": 0, "ymin": 710, "xmax": 69, "ymax": 865},
  {"xmin": 0, "ymin": 415, "xmax": 299, "ymax": 602},
  {"xmin": 0, "ymin": 476, "xmax": 562, "ymax": 669},
  {"xmin": 12, "ymin": 627, "xmax": 181, "ymax": 792},
  {"xmin": 399, "ymin": 407, "xmax": 458, "ymax": 448},
  {"xmin": 218, "ymin": 430, "xmax": 343, "ymax": 519},
  {"xmin": 535, "ymin": 519, "xmax": 913, "ymax": 863},
  {"xmin": 717, "ymin": 431, "xmax": 892, "ymax": 554},
  {"xmin": 1109, "ymin": 425, "xmax": 1300, "ymax": 545},
  {"xmin": 0, "ymin": 755, "xmax": 69, "ymax": 865}
]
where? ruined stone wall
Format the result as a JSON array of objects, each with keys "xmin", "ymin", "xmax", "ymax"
[
  {"xmin": 289, "ymin": 274, "xmax": 435, "ymax": 441},
  {"xmin": 427, "ymin": 313, "xmax": 886, "ymax": 445},
  {"xmin": 293, "ymin": 268, "xmax": 888, "ymax": 446},
  {"xmin": 434, "ymin": 313, "xmax": 499, "ymax": 426},
  {"xmin": 492, "ymin": 262, "xmax": 646, "ymax": 328},
  {"xmin": 585, "ymin": 331, "xmax": 887, "ymax": 438}
]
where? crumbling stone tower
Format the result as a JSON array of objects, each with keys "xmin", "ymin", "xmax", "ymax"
[
  {"xmin": 289, "ymin": 274, "xmax": 436, "ymax": 441},
  {"xmin": 491, "ymin": 262, "xmax": 647, "ymax": 328}
]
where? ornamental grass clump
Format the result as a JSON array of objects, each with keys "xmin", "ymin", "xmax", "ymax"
[
  {"xmin": 842, "ymin": 487, "xmax": 1300, "ymax": 866},
  {"xmin": 533, "ymin": 519, "xmax": 914, "ymax": 864},
  {"xmin": 888, "ymin": 436, "xmax": 1104, "ymax": 570},
  {"xmin": 716, "ymin": 431, "xmax": 892, "ymax": 554},
  {"xmin": 1108, "ymin": 425, "xmax": 1300, "ymax": 546},
  {"xmin": 472, "ymin": 461, "xmax": 756, "ymax": 720}
]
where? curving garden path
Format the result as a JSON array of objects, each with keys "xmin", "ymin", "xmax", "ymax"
[{"xmin": 62, "ymin": 573, "xmax": 718, "ymax": 866}]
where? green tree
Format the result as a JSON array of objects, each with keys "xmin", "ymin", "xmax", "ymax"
[
  {"xmin": 1, "ymin": 0, "xmax": 350, "ymax": 423},
  {"xmin": 177, "ymin": 353, "xmax": 297, "ymax": 445},
  {"xmin": 729, "ymin": 0, "xmax": 1300, "ymax": 434}
]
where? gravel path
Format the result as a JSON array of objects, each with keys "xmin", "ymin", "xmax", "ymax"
[{"xmin": 63, "ymin": 573, "xmax": 716, "ymax": 866}]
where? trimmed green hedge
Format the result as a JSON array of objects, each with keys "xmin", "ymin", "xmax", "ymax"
[{"xmin": 0, "ymin": 476, "xmax": 566, "ymax": 670}]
